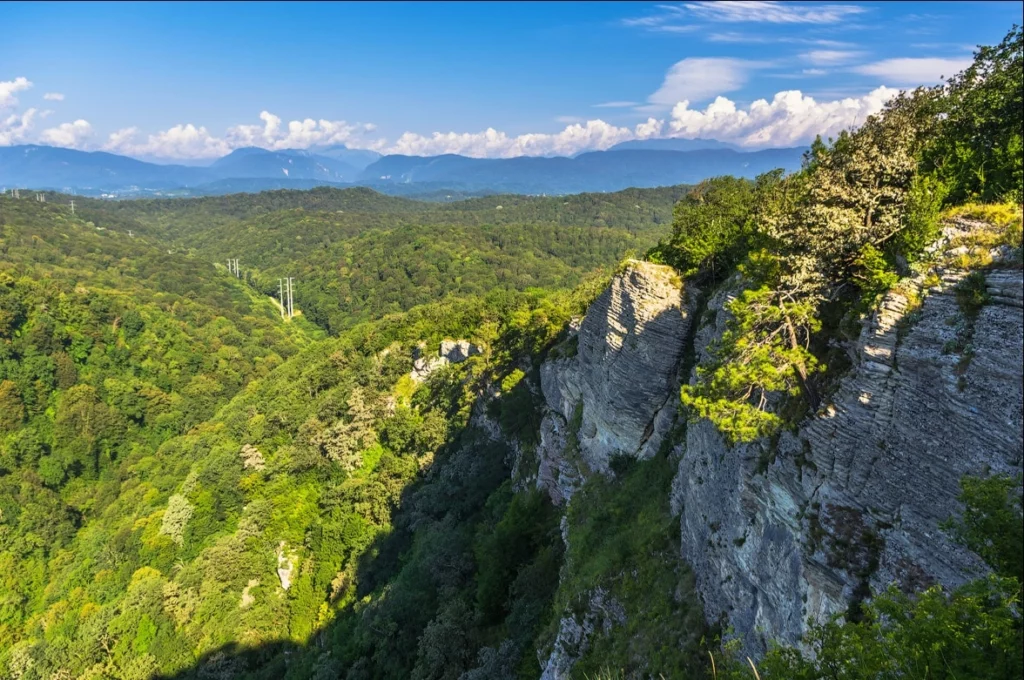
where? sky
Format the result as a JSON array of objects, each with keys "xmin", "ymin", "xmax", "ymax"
[{"xmin": 1, "ymin": 1, "xmax": 1020, "ymax": 160}]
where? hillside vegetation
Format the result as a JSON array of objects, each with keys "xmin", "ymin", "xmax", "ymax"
[
  {"xmin": 0, "ymin": 25, "xmax": 1021, "ymax": 680},
  {"xmin": 68, "ymin": 185, "xmax": 685, "ymax": 333}
]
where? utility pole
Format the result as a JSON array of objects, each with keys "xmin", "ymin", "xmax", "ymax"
[
  {"xmin": 278, "ymin": 279, "xmax": 286, "ymax": 319},
  {"xmin": 70, "ymin": 199, "xmax": 75, "ymax": 215},
  {"xmin": 287, "ymin": 277, "xmax": 295, "ymax": 319},
  {"xmin": 127, "ymin": 230, "xmax": 133, "ymax": 237}
]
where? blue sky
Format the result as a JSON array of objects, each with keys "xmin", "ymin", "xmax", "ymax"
[{"xmin": 1, "ymin": 1, "xmax": 1020, "ymax": 159}]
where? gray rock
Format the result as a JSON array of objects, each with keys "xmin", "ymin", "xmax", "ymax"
[
  {"xmin": 673, "ymin": 267, "xmax": 1024, "ymax": 655},
  {"xmin": 410, "ymin": 339, "xmax": 482, "ymax": 383},
  {"xmin": 538, "ymin": 260, "xmax": 696, "ymax": 490},
  {"xmin": 441, "ymin": 339, "xmax": 481, "ymax": 363},
  {"xmin": 538, "ymin": 588, "xmax": 626, "ymax": 680}
]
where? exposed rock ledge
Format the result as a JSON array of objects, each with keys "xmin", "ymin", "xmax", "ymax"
[
  {"xmin": 410, "ymin": 339, "xmax": 482, "ymax": 382},
  {"xmin": 672, "ymin": 266, "xmax": 1024, "ymax": 655},
  {"xmin": 536, "ymin": 260, "xmax": 697, "ymax": 504}
]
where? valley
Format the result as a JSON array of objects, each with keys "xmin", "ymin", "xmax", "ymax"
[{"xmin": 0, "ymin": 17, "xmax": 1021, "ymax": 680}]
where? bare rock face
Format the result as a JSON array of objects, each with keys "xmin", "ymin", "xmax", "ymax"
[
  {"xmin": 441, "ymin": 339, "xmax": 481, "ymax": 363},
  {"xmin": 538, "ymin": 588, "xmax": 626, "ymax": 680},
  {"xmin": 410, "ymin": 339, "xmax": 482, "ymax": 382},
  {"xmin": 537, "ymin": 260, "xmax": 697, "ymax": 503},
  {"xmin": 276, "ymin": 541, "xmax": 297, "ymax": 591},
  {"xmin": 672, "ymin": 267, "xmax": 1024, "ymax": 654}
]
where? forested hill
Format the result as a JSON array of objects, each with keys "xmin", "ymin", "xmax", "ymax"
[
  {"xmin": 0, "ymin": 188, "xmax": 613, "ymax": 680},
  {"xmin": 58, "ymin": 185, "xmax": 687, "ymax": 334}
]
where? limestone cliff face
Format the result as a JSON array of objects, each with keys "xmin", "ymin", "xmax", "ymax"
[
  {"xmin": 533, "ymin": 260, "xmax": 697, "ymax": 679},
  {"xmin": 529, "ymin": 246, "xmax": 1021, "ymax": 669},
  {"xmin": 536, "ymin": 260, "xmax": 697, "ymax": 503},
  {"xmin": 672, "ymin": 266, "xmax": 1024, "ymax": 653}
]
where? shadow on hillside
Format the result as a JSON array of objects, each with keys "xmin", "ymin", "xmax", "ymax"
[{"xmin": 154, "ymin": 421, "xmax": 513, "ymax": 680}]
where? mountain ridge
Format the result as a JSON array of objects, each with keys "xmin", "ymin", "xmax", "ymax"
[{"xmin": 0, "ymin": 143, "xmax": 806, "ymax": 197}]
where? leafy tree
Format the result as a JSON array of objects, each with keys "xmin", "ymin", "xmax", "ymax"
[
  {"xmin": 650, "ymin": 176, "xmax": 754, "ymax": 280},
  {"xmin": 924, "ymin": 25, "xmax": 1024, "ymax": 203}
]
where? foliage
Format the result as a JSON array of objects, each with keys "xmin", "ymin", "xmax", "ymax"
[
  {"xmin": 682, "ymin": 260, "xmax": 822, "ymax": 444},
  {"xmin": 712, "ymin": 576, "xmax": 1022, "ymax": 680},
  {"xmin": 548, "ymin": 451, "xmax": 708, "ymax": 678},
  {"xmin": 648, "ymin": 176, "xmax": 754, "ymax": 280},
  {"xmin": 75, "ymin": 185, "xmax": 684, "ymax": 335},
  {"xmin": 942, "ymin": 474, "xmax": 1023, "ymax": 585},
  {"xmin": 922, "ymin": 25, "xmax": 1023, "ymax": 204},
  {"xmin": 671, "ymin": 27, "xmax": 1023, "ymax": 444}
]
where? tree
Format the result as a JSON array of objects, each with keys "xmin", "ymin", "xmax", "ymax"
[
  {"xmin": 159, "ymin": 494, "xmax": 195, "ymax": 546},
  {"xmin": 682, "ymin": 269, "xmax": 822, "ymax": 444},
  {"xmin": 651, "ymin": 176, "xmax": 755, "ymax": 280},
  {"xmin": 0, "ymin": 380, "xmax": 25, "ymax": 433},
  {"xmin": 924, "ymin": 25, "xmax": 1024, "ymax": 203}
]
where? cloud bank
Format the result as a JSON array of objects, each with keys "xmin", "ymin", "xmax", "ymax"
[{"xmin": 0, "ymin": 85, "xmax": 904, "ymax": 160}]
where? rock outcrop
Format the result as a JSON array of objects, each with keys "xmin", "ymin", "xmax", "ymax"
[
  {"xmin": 536, "ymin": 260, "xmax": 697, "ymax": 503},
  {"xmin": 276, "ymin": 541, "xmax": 297, "ymax": 591},
  {"xmin": 672, "ymin": 265, "xmax": 1024, "ymax": 653},
  {"xmin": 411, "ymin": 339, "xmax": 482, "ymax": 382},
  {"xmin": 524, "ymin": 237, "xmax": 1021, "ymax": 672},
  {"xmin": 538, "ymin": 588, "xmax": 627, "ymax": 680},
  {"xmin": 532, "ymin": 260, "xmax": 696, "ymax": 678}
]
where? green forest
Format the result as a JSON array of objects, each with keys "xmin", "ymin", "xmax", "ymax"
[{"xmin": 1, "ymin": 25, "xmax": 1022, "ymax": 680}]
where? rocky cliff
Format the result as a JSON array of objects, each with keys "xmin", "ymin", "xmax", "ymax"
[
  {"xmin": 536, "ymin": 260, "xmax": 697, "ymax": 503},
  {"xmin": 530, "ymin": 237, "xmax": 1023, "ymax": 671},
  {"xmin": 672, "ymin": 259, "xmax": 1022, "ymax": 654}
]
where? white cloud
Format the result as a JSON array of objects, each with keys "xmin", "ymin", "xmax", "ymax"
[
  {"xmin": 0, "ymin": 108, "xmax": 38, "ymax": 145},
  {"xmin": 667, "ymin": 86, "xmax": 899, "ymax": 147},
  {"xmin": 0, "ymin": 77, "xmax": 32, "ymax": 108},
  {"xmin": 594, "ymin": 101, "xmax": 639, "ymax": 108},
  {"xmin": 707, "ymin": 32, "xmax": 853, "ymax": 46},
  {"xmin": 100, "ymin": 112, "xmax": 374, "ymax": 159},
  {"xmin": 43, "ymin": 92, "xmax": 65, "ymax": 101},
  {"xmin": 555, "ymin": 116, "xmax": 584, "ymax": 124},
  {"xmin": 39, "ymin": 119, "xmax": 93, "ymax": 147},
  {"xmin": 682, "ymin": 1, "xmax": 866, "ymax": 24},
  {"xmin": 39, "ymin": 121, "xmax": 90, "ymax": 147},
  {"xmin": 227, "ymin": 110, "xmax": 363, "ymax": 150},
  {"xmin": 626, "ymin": 2, "xmax": 866, "ymax": 33},
  {"xmin": 853, "ymin": 57, "xmax": 972, "ymax": 85},
  {"xmin": 802, "ymin": 49, "xmax": 865, "ymax": 65},
  {"xmin": 648, "ymin": 58, "xmax": 759, "ymax": 108},
  {"xmin": 104, "ymin": 123, "xmax": 230, "ymax": 158},
  {"xmin": 384, "ymin": 118, "xmax": 664, "ymax": 158}
]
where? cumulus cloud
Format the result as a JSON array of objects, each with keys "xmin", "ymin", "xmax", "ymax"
[
  {"xmin": 0, "ymin": 77, "xmax": 32, "ymax": 108},
  {"xmin": 104, "ymin": 123, "xmax": 230, "ymax": 158},
  {"xmin": 39, "ymin": 119, "xmax": 93, "ymax": 147},
  {"xmin": 385, "ymin": 118, "xmax": 664, "ymax": 158},
  {"xmin": 647, "ymin": 58, "xmax": 760, "ymax": 109},
  {"xmin": 98, "ymin": 111, "xmax": 376, "ymax": 159},
  {"xmin": 667, "ymin": 86, "xmax": 899, "ymax": 147},
  {"xmin": 852, "ymin": 57, "xmax": 972, "ymax": 85},
  {"xmin": 227, "ymin": 110, "xmax": 363, "ymax": 150},
  {"xmin": 0, "ymin": 108, "xmax": 38, "ymax": 145},
  {"xmin": 43, "ymin": 92, "xmax": 65, "ymax": 101}
]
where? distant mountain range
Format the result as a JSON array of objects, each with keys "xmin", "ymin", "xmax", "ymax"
[{"xmin": 0, "ymin": 141, "xmax": 805, "ymax": 197}]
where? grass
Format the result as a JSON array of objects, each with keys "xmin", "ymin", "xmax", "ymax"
[
  {"xmin": 544, "ymin": 450, "xmax": 709, "ymax": 679},
  {"xmin": 943, "ymin": 202, "xmax": 1024, "ymax": 268}
]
